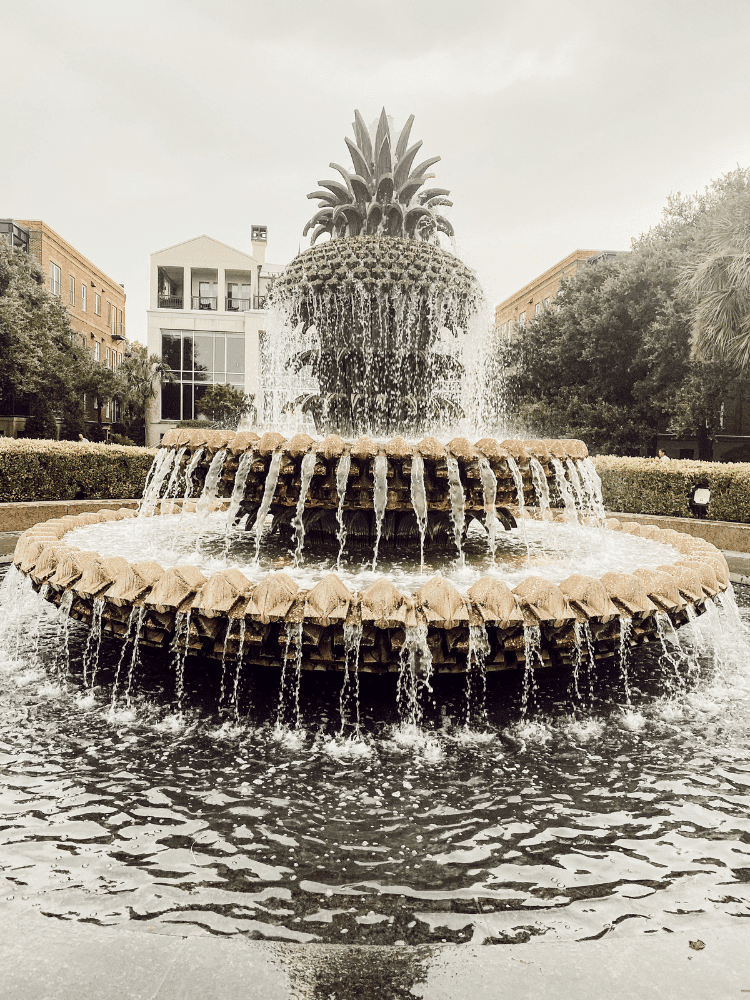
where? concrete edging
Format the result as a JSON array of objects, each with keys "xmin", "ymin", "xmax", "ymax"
[{"xmin": 0, "ymin": 499, "xmax": 140, "ymax": 533}]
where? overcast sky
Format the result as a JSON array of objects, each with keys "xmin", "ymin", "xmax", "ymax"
[{"xmin": 3, "ymin": 0, "xmax": 750, "ymax": 339}]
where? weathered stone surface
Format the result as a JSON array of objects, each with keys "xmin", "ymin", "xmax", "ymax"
[
  {"xmin": 194, "ymin": 569, "xmax": 253, "ymax": 617},
  {"xmin": 203, "ymin": 430, "xmax": 234, "ymax": 453},
  {"xmin": 417, "ymin": 436, "xmax": 446, "ymax": 460},
  {"xmin": 247, "ymin": 572, "xmax": 299, "ymax": 623},
  {"xmin": 106, "ymin": 561, "xmax": 165, "ymax": 606},
  {"xmin": 351, "ymin": 436, "xmax": 378, "ymax": 460},
  {"xmin": 632, "ymin": 569, "xmax": 684, "ymax": 613},
  {"xmin": 657, "ymin": 563, "xmax": 705, "ymax": 604},
  {"xmin": 385, "ymin": 436, "xmax": 412, "ymax": 460},
  {"xmin": 599, "ymin": 572, "xmax": 657, "ymax": 617},
  {"xmin": 559, "ymin": 574, "xmax": 618, "ymax": 621},
  {"xmin": 284, "ymin": 433, "xmax": 315, "ymax": 459},
  {"xmin": 304, "ymin": 574, "xmax": 351, "ymax": 625},
  {"xmin": 74, "ymin": 556, "xmax": 130, "ymax": 599},
  {"xmin": 30, "ymin": 545, "xmax": 75, "ymax": 584},
  {"xmin": 447, "ymin": 437, "xmax": 477, "ymax": 461},
  {"xmin": 146, "ymin": 565, "xmax": 208, "ymax": 613},
  {"xmin": 474, "ymin": 438, "xmax": 510, "ymax": 461},
  {"xmin": 522, "ymin": 440, "xmax": 550, "ymax": 461},
  {"xmin": 258, "ymin": 431, "xmax": 286, "ymax": 456},
  {"xmin": 499, "ymin": 439, "xmax": 531, "ymax": 463},
  {"xmin": 49, "ymin": 551, "xmax": 100, "ymax": 590},
  {"xmin": 316, "ymin": 435, "xmax": 347, "ymax": 460},
  {"xmin": 229, "ymin": 431, "xmax": 260, "ymax": 454},
  {"xmin": 676, "ymin": 559, "xmax": 719, "ymax": 596},
  {"xmin": 360, "ymin": 578, "xmax": 410, "ymax": 627},
  {"xmin": 417, "ymin": 576, "xmax": 470, "ymax": 627},
  {"xmin": 468, "ymin": 576, "xmax": 522, "ymax": 625},
  {"xmin": 161, "ymin": 429, "xmax": 180, "ymax": 447},
  {"xmin": 513, "ymin": 576, "xmax": 573, "ymax": 625}
]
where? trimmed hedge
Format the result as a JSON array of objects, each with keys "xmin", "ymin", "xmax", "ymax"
[
  {"xmin": 593, "ymin": 455, "xmax": 750, "ymax": 524},
  {"xmin": 0, "ymin": 439, "xmax": 157, "ymax": 503}
]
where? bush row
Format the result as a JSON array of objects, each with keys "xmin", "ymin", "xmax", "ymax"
[
  {"xmin": 593, "ymin": 455, "xmax": 750, "ymax": 523},
  {"xmin": 0, "ymin": 439, "xmax": 157, "ymax": 503}
]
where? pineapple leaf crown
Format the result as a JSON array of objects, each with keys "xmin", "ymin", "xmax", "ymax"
[{"xmin": 303, "ymin": 108, "xmax": 454, "ymax": 246}]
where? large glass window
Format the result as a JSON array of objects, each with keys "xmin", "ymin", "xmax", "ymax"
[{"xmin": 160, "ymin": 330, "xmax": 245, "ymax": 420}]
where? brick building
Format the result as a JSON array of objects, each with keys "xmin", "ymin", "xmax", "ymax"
[
  {"xmin": 0, "ymin": 219, "xmax": 127, "ymax": 437},
  {"xmin": 494, "ymin": 249, "xmax": 623, "ymax": 334}
]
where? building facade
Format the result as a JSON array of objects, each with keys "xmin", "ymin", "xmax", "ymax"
[
  {"xmin": 0, "ymin": 218, "xmax": 127, "ymax": 437},
  {"xmin": 494, "ymin": 249, "xmax": 623, "ymax": 333},
  {"xmin": 145, "ymin": 228, "xmax": 282, "ymax": 446}
]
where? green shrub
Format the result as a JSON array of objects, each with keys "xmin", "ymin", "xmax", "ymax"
[
  {"xmin": 593, "ymin": 455, "xmax": 750, "ymax": 523},
  {"xmin": 0, "ymin": 439, "xmax": 157, "ymax": 502}
]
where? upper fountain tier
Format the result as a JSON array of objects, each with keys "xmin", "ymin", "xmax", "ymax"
[{"xmin": 269, "ymin": 109, "xmax": 483, "ymax": 439}]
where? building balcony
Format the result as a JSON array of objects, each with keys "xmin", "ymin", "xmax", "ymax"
[
  {"xmin": 225, "ymin": 297, "xmax": 251, "ymax": 312},
  {"xmin": 192, "ymin": 296, "xmax": 218, "ymax": 310},
  {"xmin": 158, "ymin": 294, "xmax": 183, "ymax": 310}
]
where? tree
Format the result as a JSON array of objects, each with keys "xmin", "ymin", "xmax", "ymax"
[
  {"xmin": 683, "ymin": 188, "xmax": 750, "ymax": 369},
  {"xmin": 115, "ymin": 344, "xmax": 174, "ymax": 445},
  {"xmin": 513, "ymin": 166, "xmax": 750, "ymax": 456},
  {"xmin": 22, "ymin": 396, "xmax": 58, "ymax": 439},
  {"xmin": 0, "ymin": 239, "xmax": 93, "ymax": 410},
  {"xmin": 196, "ymin": 383, "xmax": 255, "ymax": 429}
]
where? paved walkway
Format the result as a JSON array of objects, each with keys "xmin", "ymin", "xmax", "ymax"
[{"xmin": 1, "ymin": 910, "xmax": 748, "ymax": 999}]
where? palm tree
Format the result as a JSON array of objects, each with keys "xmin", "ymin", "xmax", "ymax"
[{"xmin": 685, "ymin": 190, "xmax": 750, "ymax": 369}]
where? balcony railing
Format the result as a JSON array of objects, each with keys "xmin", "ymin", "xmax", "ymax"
[
  {"xmin": 225, "ymin": 297, "xmax": 251, "ymax": 312},
  {"xmin": 158, "ymin": 295, "xmax": 183, "ymax": 309},
  {"xmin": 192, "ymin": 296, "xmax": 217, "ymax": 310}
]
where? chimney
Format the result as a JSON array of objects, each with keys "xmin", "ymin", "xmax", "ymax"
[{"xmin": 251, "ymin": 224, "xmax": 267, "ymax": 265}]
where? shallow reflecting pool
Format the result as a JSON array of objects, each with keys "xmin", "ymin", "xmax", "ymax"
[{"xmin": 1, "ymin": 566, "xmax": 749, "ymax": 947}]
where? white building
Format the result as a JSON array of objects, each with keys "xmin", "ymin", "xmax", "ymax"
[{"xmin": 145, "ymin": 226, "xmax": 283, "ymax": 445}]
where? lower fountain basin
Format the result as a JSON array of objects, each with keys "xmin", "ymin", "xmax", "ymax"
[{"xmin": 12, "ymin": 508, "xmax": 730, "ymax": 676}]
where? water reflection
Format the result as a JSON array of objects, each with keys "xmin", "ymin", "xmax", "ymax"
[{"xmin": 1, "ymin": 568, "xmax": 749, "ymax": 947}]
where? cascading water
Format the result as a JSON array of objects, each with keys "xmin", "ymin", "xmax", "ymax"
[
  {"xmin": 478, "ymin": 456, "xmax": 499, "ymax": 562},
  {"xmin": 371, "ymin": 453, "xmax": 388, "ymax": 571},
  {"xmin": 160, "ymin": 447, "xmax": 187, "ymax": 514},
  {"xmin": 225, "ymin": 450, "xmax": 256, "ymax": 535},
  {"xmin": 253, "ymin": 451, "xmax": 283, "ymax": 563},
  {"xmin": 196, "ymin": 450, "xmax": 227, "ymax": 517},
  {"xmin": 445, "ymin": 454, "xmax": 466, "ymax": 564},
  {"xmin": 551, "ymin": 458, "xmax": 580, "ymax": 524},
  {"xmin": 335, "ymin": 452, "xmax": 351, "ymax": 570},
  {"xmin": 339, "ymin": 623, "xmax": 363, "ymax": 736},
  {"xmin": 528, "ymin": 456, "xmax": 551, "ymax": 522},
  {"xmin": 293, "ymin": 451, "xmax": 318, "ymax": 565},
  {"xmin": 506, "ymin": 455, "xmax": 529, "ymax": 559},
  {"xmin": 409, "ymin": 453, "xmax": 428, "ymax": 573}
]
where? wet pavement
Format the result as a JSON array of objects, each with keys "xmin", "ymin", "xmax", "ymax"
[{"xmin": 2, "ymin": 908, "xmax": 749, "ymax": 999}]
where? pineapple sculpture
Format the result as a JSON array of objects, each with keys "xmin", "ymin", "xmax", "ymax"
[{"xmin": 273, "ymin": 109, "xmax": 481, "ymax": 438}]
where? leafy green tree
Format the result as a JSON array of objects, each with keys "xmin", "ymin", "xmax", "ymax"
[
  {"xmin": 115, "ymin": 344, "xmax": 174, "ymax": 444},
  {"xmin": 22, "ymin": 396, "xmax": 58, "ymax": 439},
  {"xmin": 513, "ymin": 167, "xmax": 750, "ymax": 456},
  {"xmin": 196, "ymin": 383, "xmax": 255, "ymax": 429},
  {"xmin": 683, "ymin": 188, "xmax": 750, "ymax": 369},
  {"xmin": 0, "ymin": 239, "xmax": 99, "ymax": 434}
]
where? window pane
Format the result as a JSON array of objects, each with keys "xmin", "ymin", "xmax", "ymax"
[
  {"xmin": 194, "ymin": 335, "xmax": 213, "ymax": 376},
  {"xmin": 194, "ymin": 383, "xmax": 208, "ymax": 415},
  {"xmin": 182, "ymin": 384, "xmax": 194, "ymax": 420},
  {"xmin": 162, "ymin": 333, "xmax": 181, "ymax": 372},
  {"xmin": 226, "ymin": 336, "xmax": 244, "ymax": 374},
  {"xmin": 162, "ymin": 382, "xmax": 180, "ymax": 420},
  {"xmin": 182, "ymin": 335, "xmax": 194, "ymax": 372},
  {"xmin": 214, "ymin": 336, "xmax": 225, "ymax": 371}
]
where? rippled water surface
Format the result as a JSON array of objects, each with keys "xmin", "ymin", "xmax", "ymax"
[{"xmin": 1, "ymin": 566, "xmax": 749, "ymax": 947}]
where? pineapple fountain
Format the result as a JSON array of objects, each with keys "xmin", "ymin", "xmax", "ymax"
[{"xmin": 9, "ymin": 110, "xmax": 732, "ymax": 722}]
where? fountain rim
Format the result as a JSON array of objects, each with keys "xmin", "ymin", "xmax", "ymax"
[{"xmin": 12, "ymin": 505, "xmax": 731, "ymax": 662}]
